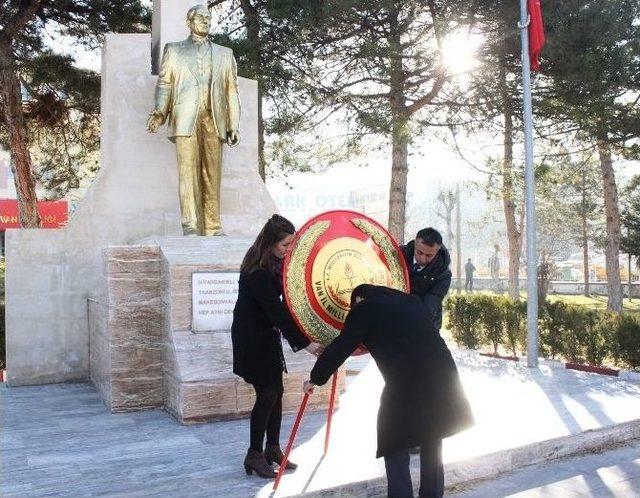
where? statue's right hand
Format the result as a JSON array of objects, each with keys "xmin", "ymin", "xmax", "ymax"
[{"xmin": 146, "ymin": 111, "xmax": 164, "ymax": 133}]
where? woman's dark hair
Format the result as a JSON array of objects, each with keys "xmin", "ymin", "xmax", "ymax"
[{"xmin": 240, "ymin": 214, "xmax": 295, "ymax": 275}]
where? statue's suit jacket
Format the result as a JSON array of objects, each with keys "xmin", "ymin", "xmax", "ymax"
[{"xmin": 154, "ymin": 37, "xmax": 241, "ymax": 140}]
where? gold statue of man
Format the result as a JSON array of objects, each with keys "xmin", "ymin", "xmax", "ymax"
[{"xmin": 147, "ymin": 4, "xmax": 241, "ymax": 236}]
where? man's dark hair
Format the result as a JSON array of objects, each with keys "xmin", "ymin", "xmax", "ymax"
[{"xmin": 415, "ymin": 227, "xmax": 442, "ymax": 246}]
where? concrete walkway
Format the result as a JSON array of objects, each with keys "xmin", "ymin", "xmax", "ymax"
[{"xmin": 2, "ymin": 350, "xmax": 639, "ymax": 497}]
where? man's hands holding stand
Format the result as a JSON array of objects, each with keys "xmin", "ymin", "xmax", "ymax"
[{"xmin": 303, "ymin": 380, "xmax": 315, "ymax": 394}]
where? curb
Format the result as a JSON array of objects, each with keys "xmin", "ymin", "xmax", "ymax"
[
  {"xmin": 539, "ymin": 357, "xmax": 640, "ymax": 383},
  {"xmin": 565, "ymin": 362, "xmax": 619, "ymax": 376},
  {"xmin": 479, "ymin": 352, "xmax": 519, "ymax": 362},
  {"xmin": 466, "ymin": 349, "xmax": 640, "ymax": 384}
]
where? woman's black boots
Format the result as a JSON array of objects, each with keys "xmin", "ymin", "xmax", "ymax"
[
  {"xmin": 264, "ymin": 444, "xmax": 298, "ymax": 470},
  {"xmin": 244, "ymin": 449, "xmax": 277, "ymax": 478}
]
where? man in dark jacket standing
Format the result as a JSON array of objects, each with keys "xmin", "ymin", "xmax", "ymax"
[
  {"xmin": 400, "ymin": 228, "xmax": 452, "ymax": 331},
  {"xmin": 464, "ymin": 258, "xmax": 476, "ymax": 292},
  {"xmin": 304, "ymin": 285, "xmax": 473, "ymax": 498}
]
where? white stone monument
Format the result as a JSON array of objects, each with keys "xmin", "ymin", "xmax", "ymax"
[{"xmin": 5, "ymin": 0, "xmax": 342, "ymax": 421}]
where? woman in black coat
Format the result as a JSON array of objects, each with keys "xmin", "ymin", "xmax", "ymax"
[
  {"xmin": 305, "ymin": 284, "xmax": 473, "ymax": 498},
  {"xmin": 232, "ymin": 214, "xmax": 323, "ymax": 478}
]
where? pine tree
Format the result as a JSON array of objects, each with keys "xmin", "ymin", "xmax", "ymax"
[
  {"xmin": 540, "ymin": 0, "xmax": 640, "ymax": 311},
  {"xmin": 621, "ymin": 176, "xmax": 640, "ymax": 268},
  {"xmin": 0, "ymin": 1, "xmax": 150, "ymax": 225}
]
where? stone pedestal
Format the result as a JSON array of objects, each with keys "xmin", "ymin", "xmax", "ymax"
[
  {"xmin": 89, "ymin": 237, "xmax": 345, "ymax": 421},
  {"xmin": 89, "ymin": 246, "xmax": 163, "ymax": 411}
]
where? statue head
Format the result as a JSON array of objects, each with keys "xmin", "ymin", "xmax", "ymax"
[{"xmin": 186, "ymin": 5, "xmax": 211, "ymax": 37}]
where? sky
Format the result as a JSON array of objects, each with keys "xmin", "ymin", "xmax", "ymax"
[{"xmin": 268, "ymin": 138, "xmax": 485, "ymax": 226}]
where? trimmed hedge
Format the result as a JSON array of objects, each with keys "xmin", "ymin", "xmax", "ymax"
[{"xmin": 445, "ymin": 294, "xmax": 640, "ymax": 370}]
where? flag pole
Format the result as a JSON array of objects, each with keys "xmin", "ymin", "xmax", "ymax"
[{"xmin": 518, "ymin": 0, "xmax": 539, "ymax": 368}]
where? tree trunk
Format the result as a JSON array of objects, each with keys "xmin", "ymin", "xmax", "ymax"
[
  {"xmin": 456, "ymin": 183, "xmax": 462, "ymax": 293},
  {"xmin": 388, "ymin": 114, "xmax": 409, "ymax": 243},
  {"xmin": 581, "ymin": 168, "xmax": 590, "ymax": 296},
  {"xmin": 446, "ymin": 208, "xmax": 454, "ymax": 250},
  {"xmin": 257, "ymin": 81, "xmax": 265, "ymax": 181},
  {"xmin": 628, "ymin": 253, "xmax": 632, "ymax": 299},
  {"xmin": 0, "ymin": 42, "xmax": 40, "ymax": 227},
  {"xmin": 238, "ymin": 0, "xmax": 266, "ymax": 181},
  {"xmin": 582, "ymin": 215, "xmax": 590, "ymax": 296},
  {"xmin": 499, "ymin": 62, "xmax": 521, "ymax": 299},
  {"xmin": 386, "ymin": 9, "xmax": 408, "ymax": 243},
  {"xmin": 436, "ymin": 191, "xmax": 455, "ymax": 247},
  {"xmin": 596, "ymin": 136, "xmax": 623, "ymax": 312},
  {"xmin": 446, "ymin": 206, "xmax": 454, "ymax": 274}
]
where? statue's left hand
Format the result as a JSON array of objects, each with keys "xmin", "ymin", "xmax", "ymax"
[{"xmin": 226, "ymin": 130, "xmax": 240, "ymax": 146}]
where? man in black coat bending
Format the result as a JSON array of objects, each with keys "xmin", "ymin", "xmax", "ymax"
[
  {"xmin": 304, "ymin": 285, "xmax": 473, "ymax": 498},
  {"xmin": 400, "ymin": 228, "xmax": 452, "ymax": 331}
]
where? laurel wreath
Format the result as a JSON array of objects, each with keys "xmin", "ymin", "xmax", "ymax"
[
  {"xmin": 351, "ymin": 218, "xmax": 409, "ymax": 292},
  {"xmin": 286, "ymin": 217, "xmax": 408, "ymax": 346}
]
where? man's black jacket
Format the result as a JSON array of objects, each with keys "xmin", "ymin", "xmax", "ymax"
[{"xmin": 400, "ymin": 240, "xmax": 452, "ymax": 330}]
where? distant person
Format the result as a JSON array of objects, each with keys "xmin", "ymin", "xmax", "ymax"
[
  {"xmin": 489, "ymin": 245, "xmax": 500, "ymax": 279},
  {"xmin": 304, "ymin": 285, "xmax": 473, "ymax": 498},
  {"xmin": 489, "ymin": 245, "xmax": 501, "ymax": 292},
  {"xmin": 400, "ymin": 228, "xmax": 452, "ymax": 331},
  {"xmin": 464, "ymin": 258, "xmax": 476, "ymax": 292},
  {"xmin": 231, "ymin": 214, "xmax": 323, "ymax": 478}
]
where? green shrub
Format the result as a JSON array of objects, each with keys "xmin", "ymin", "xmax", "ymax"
[
  {"xmin": 444, "ymin": 293, "xmax": 638, "ymax": 371},
  {"xmin": 446, "ymin": 295, "xmax": 482, "ymax": 349},
  {"xmin": 582, "ymin": 311, "xmax": 613, "ymax": 366},
  {"xmin": 478, "ymin": 295, "xmax": 503, "ymax": 354},
  {"xmin": 562, "ymin": 306, "xmax": 590, "ymax": 363},
  {"xmin": 539, "ymin": 301, "xmax": 568, "ymax": 359},
  {"xmin": 611, "ymin": 314, "xmax": 640, "ymax": 370},
  {"xmin": 503, "ymin": 297, "xmax": 526, "ymax": 356}
]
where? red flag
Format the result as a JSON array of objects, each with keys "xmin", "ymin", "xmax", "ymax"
[{"xmin": 528, "ymin": 0, "xmax": 545, "ymax": 71}]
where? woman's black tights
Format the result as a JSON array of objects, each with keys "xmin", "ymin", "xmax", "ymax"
[{"xmin": 250, "ymin": 382, "xmax": 283, "ymax": 452}]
